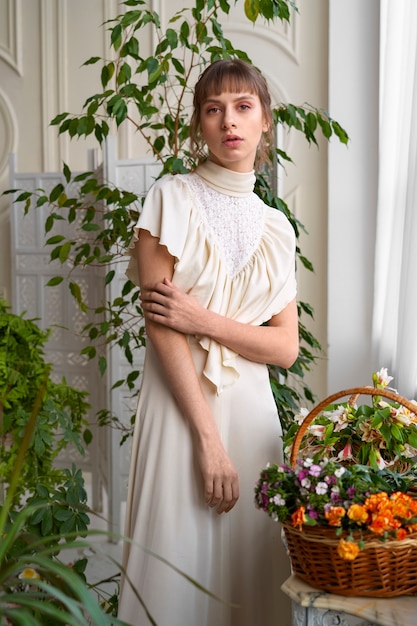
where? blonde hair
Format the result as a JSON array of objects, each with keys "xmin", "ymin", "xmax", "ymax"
[{"xmin": 189, "ymin": 59, "xmax": 274, "ymax": 169}]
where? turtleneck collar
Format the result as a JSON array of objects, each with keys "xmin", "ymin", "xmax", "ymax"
[{"xmin": 195, "ymin": 160, "xmax": 256, "ymax": 197}]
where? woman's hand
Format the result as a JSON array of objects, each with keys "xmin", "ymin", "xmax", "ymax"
[
  {"xmin": 196, "ymin": 435, "xmax": 240, "ymax": 514},
  {"xmin": 141, "ymin": 278, "xmax": 206, "ymax": 336}
]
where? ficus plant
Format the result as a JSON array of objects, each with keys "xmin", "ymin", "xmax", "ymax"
[
  {"xmin": 0, "ymin": 300, "xmax": 91, "ymax": 506},
  {"xmin": 5, "ymin": 0, "xmax": 348, "ymax": 436}
]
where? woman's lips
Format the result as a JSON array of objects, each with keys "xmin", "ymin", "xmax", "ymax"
[{"xmin": 222, "ymin": 135, "xmax": 243, "ymax": 147}]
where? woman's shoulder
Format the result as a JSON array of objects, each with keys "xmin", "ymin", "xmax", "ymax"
[
  {"xmin": 263, "ymin": 203, "xmax": 295, "ymax": 232},
  {"xmin": 148, "ymin": 171, "xmax": 193, "ymax": 194}
]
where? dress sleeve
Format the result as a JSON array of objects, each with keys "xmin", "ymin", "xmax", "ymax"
[{"xmin": 125, "ymin": 175, "xmax": 191, "ymax": 286}]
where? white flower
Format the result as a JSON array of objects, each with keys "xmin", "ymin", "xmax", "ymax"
[
  {"xmin": 272, "ymin": 494, "xmax": 285, "ymax": 506},
  {"xmin": 301, "ymin": 477, "xmax": 311, "ymax": 488},
  {"xmin": 326, "ymin": 405, "xmax": 350, "ymax": 431},
  {"xmin": 294, "ymin": 407, "xmax": 309, "ymax": 425},
  {"xmin": 19, "ymin": 568, "xmax": 40, "ymax": 581},
  {"xmin": 401, "ymin": 443, "xmax": 417, "ymax": 458},
  {"xmin": 334, "ymin": 466, "xmax": 346, "ymax": 477},
  {"xmin": 315, "ymin": 481, "xmax": 329, "ymax": 495},
  {"xmin": 375, "ymin": 367, "xmax": 394, "ymax": 388},
  {"xmin": 308, "ymin": 424, "xmax": 326, "ymax": 438}
]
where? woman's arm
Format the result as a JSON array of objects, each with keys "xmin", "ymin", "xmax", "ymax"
[
  {"xmin": 136, "ymin": 229, "xmax": 239, "ymax": 514},
  {"xmin": 141, "ymin": 278, "xmax": 299, "ymax": 369}
]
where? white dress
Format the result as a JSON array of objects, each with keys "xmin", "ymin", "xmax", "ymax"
[{"xmin": 118, "ymin": 160, "xmax": 297, "ymax": 626}]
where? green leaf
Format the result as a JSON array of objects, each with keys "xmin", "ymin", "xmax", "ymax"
[
  {"xmin": 111, "ymin": 23, "xmax": 123, "ymax": 50},
  {"xmin": 49, "ymin": 183, "xmax": 65, "ymax": 203},
  {"xmin": 46, "ymin": 276, "xmax": 64, "ymax": 287},
  {"xmin": 101, "ymin": 61, "xmax": 115, "ymax": 88},
  {"xmin": 69, "ymin": 281, "xmax": 82, "ymax": 304},
  {"xmin": 166, "ymin": 28, "xmax": 178, "ymax": 49},
  {"xmin": 50, "ymin": 112, "xmax": 69, "ymax": 126},
  {"xmin": 105, "ymin": 269, "xmax": 115, "ymax": 285},
  {"xmin": 98, "ymin": 355, "xmax": 107, "ymax": 376},
  {"xmin": 59, "ymin": 241, "xmax": 72, "ymax": 263},
  {"xmin": 390, "ymin": 423, "xmax": 403, "ymax": 442},
  {"xmin": 82, "ymin": 56, "xmax": 101, "ymax": 66},
  {"xmin": 83, "ymin": 428, "xmax": 93, "ymax": 445},
  {"xmin": 63, "ymin": 162, "xmax": 71, "ymax": 183},
  {"xmin": 244, "ymin": 0, "xmax": 259, "ymax": 22},
  {"xmin": 46, "ymin": 234, "xmax": 65, "ymax": 245}
]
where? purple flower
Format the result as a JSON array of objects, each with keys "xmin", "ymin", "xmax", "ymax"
[
  {"xmin": 347, "ymin": 486, "xmax": 356, "ymax": 498},
  {"xmin": 309, "ymin": 464, "xmax": 322, "ymax": 477}
]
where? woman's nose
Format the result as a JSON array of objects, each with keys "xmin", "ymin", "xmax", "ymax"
[{"xmin": 222, "ymin": 111, "xmax": 236, "ymax": 129}]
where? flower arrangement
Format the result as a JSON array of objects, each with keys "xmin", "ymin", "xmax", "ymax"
[
  {"xmin": 283, "ymin": 368, "xmax": 417, "ymax": 470},
  {"xmin": 254, "ymin": 458, "xmax": 417, "ymax": 560}
]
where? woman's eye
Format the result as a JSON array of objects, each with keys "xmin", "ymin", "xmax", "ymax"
[
  {"xmin": 206, "ymin": 107, "xmax": 220, "ymax": 114},
  {"xmin": 239, "ymin": 104, "xmax": 250, "ymax": 110}
]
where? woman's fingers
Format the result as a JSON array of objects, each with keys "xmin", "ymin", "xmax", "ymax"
[{"xmin": 206, "ymin": 476, "xmax": 239, "ymax": 515}]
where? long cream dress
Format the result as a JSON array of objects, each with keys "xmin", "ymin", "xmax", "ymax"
[{"xmin": 118, "ymin": 160, "xmax": 297, "ymax": 626}]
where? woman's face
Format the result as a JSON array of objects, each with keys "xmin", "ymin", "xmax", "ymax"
[{"xmin": 199, "ymin": 90, "xmax": 268, "ymax": 172}]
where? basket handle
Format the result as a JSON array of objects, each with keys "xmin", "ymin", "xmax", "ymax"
[{"xmin": 289, "ymin": 386, "xmax": 417, "ymax": 467}]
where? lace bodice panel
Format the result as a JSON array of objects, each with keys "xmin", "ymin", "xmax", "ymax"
[{"xmin": 184, "ymin": 173, "xmax": 264, "ymax": 278}]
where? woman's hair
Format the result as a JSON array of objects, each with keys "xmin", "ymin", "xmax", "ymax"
[{"xmin": 189, "ymin": 59, "xmax": 274, "ymax": 168}]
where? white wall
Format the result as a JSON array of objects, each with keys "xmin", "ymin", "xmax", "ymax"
[{"xmin": 328, "ymin": 0, "xmax": 380, "ymax": 392}]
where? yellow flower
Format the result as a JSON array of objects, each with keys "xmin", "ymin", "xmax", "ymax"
[
  {"xmin": 337, "ymin": 538, "xmax": 361, "ymax": 561},
  {"xmin": 347, "ymin": 503, "xmax": 368, "ymax": 524},
  {"xmin": 19, "ymin": 568, "xmax": 41, "ymax": 580}
]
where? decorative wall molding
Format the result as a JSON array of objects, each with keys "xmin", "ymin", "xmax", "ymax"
[
  {"xmin": 0, "ymin": 0, "xmax": 23, "ymax": 76},
  {"xmin": 225, "ymin": 18, "xmax": 299, "ymax": 65},
  {"xmin": 0, "ymin": 89, "xmax": 17, "ymax": 177},
  {"xmin": 57, "ymin": 0, "xmax": 69, "ymax": 166},
  {"xmin": 40, "ymin": 0, "xmax": 57, "ymax": 170}
]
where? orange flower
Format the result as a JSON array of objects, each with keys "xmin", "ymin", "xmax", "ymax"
[
  {"xmin": 291, "ymin": 506, "xmax": 306, "ymax": 530},
  {"xmin": 337, "ymin": 538, "xmax": 361, "ymax": 561},
  {"xmin": 347, "ymin": 503, "xmax": 369, "ymax": 524},
  {"xmin": 396, "ymin": 528, "xmax": 408, "ymax": 540},
  {"xmin": 368, "ymin": 512, "xmax": 400, "ymax": 535},
  {"xmin": 365, "ymin": 492, "xmax": 389, "ymax": 512},
  {"xmin": 325, "ymin": 506, "xmax": 346, "ymax": 526},
  {"xmin": 390, "ymin": 492, "xmax": 417, "ymax": 520}
]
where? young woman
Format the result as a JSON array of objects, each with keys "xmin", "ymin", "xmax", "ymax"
[{"xmin": 118, "ymin": 59, "xmax": 299, "ymax": 626}]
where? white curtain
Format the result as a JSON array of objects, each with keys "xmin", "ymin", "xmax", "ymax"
[{"xmin": 373, "ymin": 0, "xmax": 417, "ymax": 399}]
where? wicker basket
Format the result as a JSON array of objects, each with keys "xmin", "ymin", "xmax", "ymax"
[{"xmin": 284, "ymin": 385, "xmax": 417, "ymax": 597}]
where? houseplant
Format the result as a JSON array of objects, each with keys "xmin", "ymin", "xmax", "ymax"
[
  {"xmin": 0, "ymin": 299, "xmax": 91, "ymax": 505},
  {"xmin": 0, "ymin": 348, "xmax": 124, "ymax": 625}
]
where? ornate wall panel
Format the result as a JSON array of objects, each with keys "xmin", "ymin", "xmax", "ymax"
[
  {"xmin": 0, "ymin": 0, "xmax": 22, "ymax": 75},
  {"xmin": 0, "ymin": 90, "xmax": 17, "ymax": 177}
]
